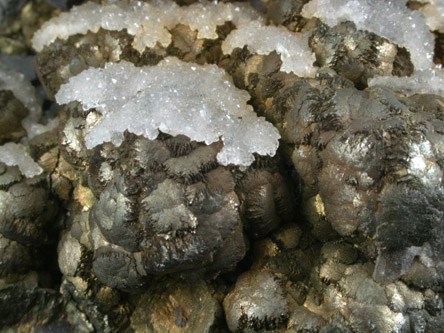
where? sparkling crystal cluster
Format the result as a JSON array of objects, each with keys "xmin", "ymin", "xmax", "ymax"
[
  {"xmin": 31, "ymin": 0, "xmax": 261, "ymax": 53},
  {"xmin": 0, "ymin": 142, "xmax": 43, "ymax": 178},
  {"xmin": 0, "ymin": 64, "xmax": 44, "ymax": 139},
  {"xmin": 56, "ymin": 57, "xmax": 280, "ymax": 166},
  {"xmin": 222, "ymin": 20, "xmax": 316, "ymax": 77}
]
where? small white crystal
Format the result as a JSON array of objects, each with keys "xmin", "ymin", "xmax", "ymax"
[
  {"xmin": 0, "ymin": 142, "xmax": 43, "ymax": 178},
  {"xmin": 32, "ymin": 0, "xmax": 262, "ymax": 53},
  {"xmin": 55, "ymin": 57, "xmax": 280, "ymax": 167},
  {"xmin": 369, "ymin": 67, "xmax": 444, "ymax": 96},
  {"xmin": 302, "ymin": 0, "xmax": 435, "ymax": 70},
  {"xmin": 222, "ymin": 20, "xmax": 317, "ymax": 77},
  {"xmin": 0, "ymin": 64, "xmax": 41, "ymax": 137},
  {"xmin": 0, "ymin": 64, "xmax": 57, "ymax": 139}
]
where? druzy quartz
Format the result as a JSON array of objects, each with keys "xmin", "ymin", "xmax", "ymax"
[
  {"xmin": 0, "ymin": 65, "xmax": 46, "ymax": 139},
  {"xmin": 31, "ymin": 0, "xmax": 261, "ymax": 53},
  {"xmin": 0, "ymin": 142, "xmax": 43, "ymax": 178},
  {"xmin": 55, "ymin": 57, "xmax": 280, "ymax": 167},
  {"xmin": 222, "ymin": 20, "xmax": 317, "ymax": 77}
]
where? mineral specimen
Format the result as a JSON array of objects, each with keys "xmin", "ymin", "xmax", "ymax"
[
  {"xmin": 224, "ymin": 270, "xmax": 288, "ymax": 331},
  {"xmin": 0, "ymin": 90, "xmax": 28, "ymax": 144},
  {"xmin": 0, "ymin": 64, "xmax": 43, "ymax": 138},
  {"xmin": 219, "ymin": 0, "xmax": 444, "ymax": 291},
  {"xmin": 57, "ymin": 130, "xmax": 292, "ymax": 292},
  {"xmin": 309, "ymin": 21, "xmax": 414, "ymax": 85},
  {"xmin": 302, "ymin": 0, "xmax": 444, "ymax": 96},
  {"xmin": 222, "ymin": 20, "xmax": 316, "ymax": 77},
  {"xmin": 0, "ymin": 158, "xmax": 58, "ymax": 281},
  {"xmin": 2, "ymin": 0, "xmax": 444, "ymax": 331},
  {"xmin": 56, "ymin": 57, "xmax": 280, "ymax": 167},
  {"xmin": 31, "ymin": 0, "xmax": 261, "ymax": 52},
  {"xmin": 0, "ymin": 64, "xmax": 57, "ymax": 139},
  {"xmin": 131, "ymin": 278, "xmax": 220, "ymax": 332},
  {"xmin": 261, "ymin": 67, "xmax": 444, "ymax": 283},
  {"xmin": 0, "ymin": 143, "xmax": 42, "ymax": 178},
  {"xmin": 369, "ymin": 66, "xmax": 444, "ymax": 96},
  {"xmin": 302, "ymin": 0, "xmax": 435, "ymax": 70},
  {"xmin": 416, "ymin": 0, "xmax": 444, "ymax": 32}
]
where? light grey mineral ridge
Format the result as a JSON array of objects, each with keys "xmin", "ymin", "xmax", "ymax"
[{"xmin": 223, "ymin": 270, "xmax": 288, "ymax": 331}]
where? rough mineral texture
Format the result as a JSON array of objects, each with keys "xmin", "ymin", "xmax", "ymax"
[
  {"xmin": 31, "ymin": 0, "xmax": 261, "ymax": 52},
  {"xmin": 0, "ymin": 90, "xmax": 29, "ymax": 144},
  {"xmin": 309, "ymin": 21, "xmax": 414, "ymax": 85},
  {"xmin": 302, "ymin": 0, "xmax": 435, "ymax": 70},
  {"xmin": 222, "ymin": 20, "xmax": 316, "ymax": 76},
  {"xmin": 55, "ymin": 58, "xmax": 280, "ymax": 166},
  {"xmin": 0, "ymin": 142, "xmax": 43, "ymax": 177},
  {"xmin": 1, "ymin": 0, "xmax": 444, "ymax": 332},
  {"xmin": 224, "ymin": 47, "xmax": 444, "ymax": 285}
]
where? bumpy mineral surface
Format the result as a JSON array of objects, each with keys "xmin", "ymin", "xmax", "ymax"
[{"xmin": 1, "ymin": 0, "xmax": 444, "ymax": 332}]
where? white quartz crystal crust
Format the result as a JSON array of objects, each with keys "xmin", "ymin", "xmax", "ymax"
[
  {"xmin": 222, "ymin": 20, "xmax": 317, "ymax": 77},
  {"xmin": 369, "ymin": 67, "xmax": 444, "ymax": 96},
  {"xmin": 55, "ymin": 57, "xmax": 280, "ymax": 167},
  {"xmin": 0, "ymin": 143, "xmax": 43, "ymax": 178},
  {"xmin": 0, "ymin": 64, "xmax": 58, "ymax": 139},
  {"xmin": 302, "ymin": 0, "xmax": 435, "ymax": 71},
  {"xmin": 0, "ymin": 64, "xmax": 41, "ymax": 138},
  {"xmin": 31, "ymin": 0, "xmax": 261, "ymax": 53}
]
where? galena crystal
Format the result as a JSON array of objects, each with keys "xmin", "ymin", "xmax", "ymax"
[
  {"xmin": 31, "ymin": 0, "xmax": 261, "ymax": 53},
  {"xmin": 55, "ymin": 57, "xmax": 280, "ymax": 167}
]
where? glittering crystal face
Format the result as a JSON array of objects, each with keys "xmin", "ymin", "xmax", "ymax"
[{"xmin": 55, "ymin": 58, "xmax": 280, "ymax": 167}]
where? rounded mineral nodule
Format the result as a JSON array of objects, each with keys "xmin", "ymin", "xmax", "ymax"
[
  {"xmin": 223, "ymin": 270, "xmax": 288, "ymax": 332},
  {"xmin": 0, "ymin": 162, "xmax": 58, "ymax": 278},
  {"xmin": 83, "ymin": 133, "xmax": 292, "ymax": 291}
]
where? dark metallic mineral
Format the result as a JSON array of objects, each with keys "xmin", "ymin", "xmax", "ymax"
[
  {"xmin": 266, "ymin": 0, "xmax": 309, "ymax": 31},
  {"xmin": 222, "ymin": 43, "xmax": 444, "ymax": 289},
  {"xmin": 0, "ymin": 158, "xmax": 58, "ymax": 278},
  {"xmin": 33, "ymin": 19, "xmax": 296, "ymax": 295},
  {"xmin": 58, "ymin": 126, "xmax": 292, "ymax": 292},
  {"xmin": 131, "ymin": 278, "xmax": 220, "ymax": 332},
  {"xmin": 309, "ymin": 21, "xmax": 414, "ymax": 86}
]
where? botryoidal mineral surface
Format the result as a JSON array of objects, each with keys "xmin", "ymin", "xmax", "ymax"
[{"xmin": 1, "ymin": 0, "xmax": 444, "ymax": 332}]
